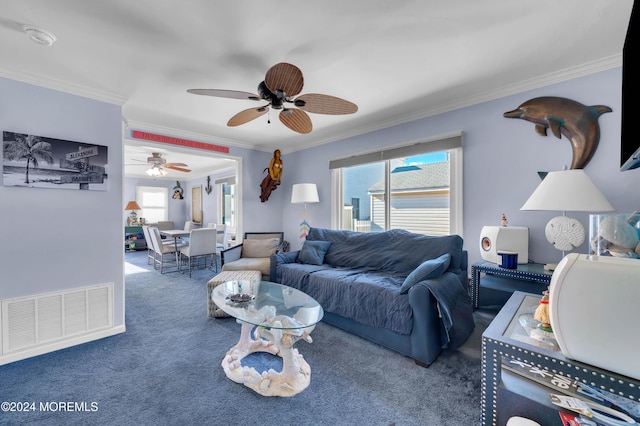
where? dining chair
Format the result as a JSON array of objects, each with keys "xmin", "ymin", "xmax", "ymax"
[
  {"xmin": 214, "ymin": 224, "xmax": 228, "ymax": 272},
  {"xmin": 157, "ymin": 221, "xmax": 175, "ymax": 231},
  {"xmin": 141, "ymin": 225, "xmax": 155, "ymax": 266},
  {"xmin": 150, "ymin": 227, "xmax": 186, "ymax": 273},
  {"xmin": 178, "ymin": 227, "xmax": 217, "ymax": 277}
]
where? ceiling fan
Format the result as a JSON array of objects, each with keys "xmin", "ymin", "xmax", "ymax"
[
  {"xmin": 130, "ymin": 152, "xmax": 191, "ymax": 176},
  {"xmin": 187, "ymin": 62, "xmax": 358, "ymax": 134}
]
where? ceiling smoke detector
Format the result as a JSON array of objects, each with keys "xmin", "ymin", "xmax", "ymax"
[{"xmin": 22, "ymin": 25, "xmax": 57, "ymax": 46}]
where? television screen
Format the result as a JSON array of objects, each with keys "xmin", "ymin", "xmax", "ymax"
[{"xmin": 621, "ymin": 1, "xmax": 639, "ymax": 171}]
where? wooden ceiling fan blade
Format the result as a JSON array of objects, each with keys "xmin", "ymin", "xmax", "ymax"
[
  {"xmin": 279, "ymin": 109, "xmax": 312, "ymax": 134},
  {"xmin": 295, "ymin": 93, "xmax": 358, "ymax": 115},
  {"xmin": 165, "ymin": 162, "xmax": 188, "ymax": 167},
  {"xmin": 265, "ymin": 63, "xmax": 304, "ymax": 97},
  {"xmin": 227, "ymin": 106, "xmax": 269, "ymax": 127},
  {"xmin": 165, "ymin": 165, "xmax": 191, "ymax": 173},
  {"xmin": 187, "ymin": 89, "xmax": 261, "ymax": 101}
]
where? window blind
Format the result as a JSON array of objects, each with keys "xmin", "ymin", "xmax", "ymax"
[{"xmin": 329, "ymin": 134, "xmax": 462, "ymax": 169}]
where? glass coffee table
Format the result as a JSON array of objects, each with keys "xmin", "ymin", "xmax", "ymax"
[{"xmin": 211, "ymin": 279, "xmax": 324, "ymax": 397}]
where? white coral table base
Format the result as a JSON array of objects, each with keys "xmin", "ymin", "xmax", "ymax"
[{"xmin": 221, "ymin": 319, "xmax": 312, "ymax": 397}]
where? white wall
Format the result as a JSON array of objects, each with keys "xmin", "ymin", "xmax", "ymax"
[
  {"xmin": 281, "ymin": 67, "xmax": 638, "ymax": 267},
  {"xmin": 0, "ymin": 78, "xmax": 125, "ymax": 333}
]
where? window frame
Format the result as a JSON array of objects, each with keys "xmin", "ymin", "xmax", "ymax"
[
  {"xmin": 135, "ymin": 185, "xmax": 169, "ymax": 225},
  {"xmin": 330, "ymin": 132, "xmax": 463, "ymax": 237}
]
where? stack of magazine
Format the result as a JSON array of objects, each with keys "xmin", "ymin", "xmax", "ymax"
[{"xmin": 502, "ymin": 357, "xmax": 640, "ymax": 425}]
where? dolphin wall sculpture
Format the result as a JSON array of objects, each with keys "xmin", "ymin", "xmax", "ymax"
[{"xmin": 503, "ymin": 96, "xmax": 612, "ymax": 169}]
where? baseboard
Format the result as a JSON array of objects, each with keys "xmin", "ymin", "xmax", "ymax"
[{"xmin": 0, "ymin": 324, "xmax": 125, "ymax": 366}]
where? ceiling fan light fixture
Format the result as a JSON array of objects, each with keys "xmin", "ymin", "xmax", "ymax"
[
  {"xmin": 22, "ymin": 25, "xmax": 57, "ymax": 46},
  {"xmin": 145, "ymin": 165, "xmax": 167, "ymax": 177}
]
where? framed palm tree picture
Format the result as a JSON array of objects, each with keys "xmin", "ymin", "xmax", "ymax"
[{"xmin": 2, "ymin": 131, "xmax": 108, "ymax": 191}]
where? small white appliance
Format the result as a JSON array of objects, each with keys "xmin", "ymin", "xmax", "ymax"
[
  {"xmin": 479, "ymin": 226, "xmax": 529, "ymax": 264},
  {"xmin": 549, "ymin": 253, "xmax": 640, "ymax": 380}
]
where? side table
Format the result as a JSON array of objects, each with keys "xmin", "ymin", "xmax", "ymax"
[
  {"xmin": 481, "ymin": 291, "xmax": 640, "ymax": 425},
  {"xmin": 471, "ymin": 260, "xmax": 552, "ymax": 309}
]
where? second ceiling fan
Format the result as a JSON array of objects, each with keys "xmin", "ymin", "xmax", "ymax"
[{"xmin": 187, "ymin": 62, "xmax": 358, "ymax": 134}]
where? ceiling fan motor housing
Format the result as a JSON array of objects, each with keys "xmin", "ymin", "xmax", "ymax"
[{"xmin": 258, "ymin": 81, "xmax": 284, "ymax": 109}]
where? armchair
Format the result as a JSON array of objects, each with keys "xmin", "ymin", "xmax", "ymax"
[{"xmin": 220, "ymin": 232, "xmax": 284, "ymax": 281}]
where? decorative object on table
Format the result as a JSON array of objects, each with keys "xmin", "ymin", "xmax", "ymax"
[
  {"xmin": 479, "ymin": 225, "xmax": 529, "ymax": 265},
  {"xmin": 260, "ymin": 149, "xmax": 282, "ymax": 202},
  {"xmin": 501, "ymin": 213, "xmax": 508, "ymax": 227},
  {"xmin": 3, "ymin": 131, "xmax": 108, "ymax": 190},
  {"xmin": 207, "ymin": 270, "xmax": 262, "ymax": 317},
  {"xmin": 205, "ymin": 176, "xmax": 212, "ymax": 194},
  {"xmin": 291, "ymin": 183, "xmax": 319, "ymax": 239},
  {"xmin": 187, "ymin": 62, "xmax": 357, "ymax": 134},
  {"xmin": 526, "ymin": 297, "xmax": 558, "ymax": 347},
  {"xmin": 498, "ymin": 251, "xmax": 518, "ymax": 269},
  {"xmin": 549, "ymin": 253, "xmax": 640, "ymax": 381},
  {"xmin": 125, "ymin": 200, "xmax": 142, "ymax": 225},
  {"xmin": 589, "ymin": 212, "xmax": 640, "ymax": 258},
  {"xmin": 521, "ymin": 168, "xmax": 614, "ymax": 270},
  {"xmin": 533, "ymin": 289, "xmax": 551, "ymax": 332},
  {"xmin": 503, "ymin": 96, "xmax": 612, "ymax": 169},
  {"xmin": 172, "ymin": 181, "xmax": 184, "ymax": 199}
]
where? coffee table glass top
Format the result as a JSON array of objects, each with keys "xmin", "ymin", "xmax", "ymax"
[{"xmin": 211, "ymin": 280, "xmax": 324, "ymax": 330}]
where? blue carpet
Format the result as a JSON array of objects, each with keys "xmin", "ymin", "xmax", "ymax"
[{"xmin": 0, "ymin": 250, "xmax": 490, "ymax": 425}]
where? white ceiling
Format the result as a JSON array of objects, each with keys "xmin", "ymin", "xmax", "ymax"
[{"xmin": 1, "ymin": 1, "xmax": 634, "ymax": 179}]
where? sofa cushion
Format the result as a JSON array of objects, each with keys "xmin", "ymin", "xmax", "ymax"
[
  {"xmin": 222, "ymin": 257, "xmax": 271, "ymax": 279},
  {"xmin": 399, "ymin": 253, "xmax": 451, "ymax": 294},
  {"xmin": 306, "ymin": 228, "xmax": 463, "ymax": 276},
  {"xmin": 298, "ymin": 240, "xmax": 332, "ymax": 265},
  {"xmin": 241, "ymin": 238, "xmax": 280, "ymax": 258},
  {"xmin": 280, "ymin": 265, "xmax": 412, "ymax": 335}
]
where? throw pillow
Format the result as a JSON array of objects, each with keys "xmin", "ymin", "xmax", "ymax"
[
  {"xmin": 399, "ymin": 253, "xmax": 451, "ymax": 294},
  {"xmin": 298, "ymin": 240, "xmax": 332, "ymax": 265},
  {"xmin": 241, "ymin": 238, "xmax": 280, "ymax": 258}
]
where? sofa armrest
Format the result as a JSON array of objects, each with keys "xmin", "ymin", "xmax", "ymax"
[
  {"xmin": 270, "ymin": 250, "xmax": 299, "ymax": 282},
  {"xmin": 410, "ymin": 272, "xmax": 474, "ymax": 351},
  {"xmin": 221, "ymin": 244, "xmax": 242, "ymax": 266}
]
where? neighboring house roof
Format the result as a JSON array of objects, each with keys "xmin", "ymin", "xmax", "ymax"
[{"xmin": 368, "ymin": 161, "xmax": 450, "ymax": 193}]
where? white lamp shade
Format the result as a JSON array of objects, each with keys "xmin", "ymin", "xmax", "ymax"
[
  {"xmin": 521, "ymin": 169, "xmax": 614, "ymax": 212},
  {"xmin": 291, "ymin": 183, "xmax": 319, "ymax": 204}
]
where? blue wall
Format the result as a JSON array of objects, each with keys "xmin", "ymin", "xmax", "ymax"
[
  {"xmin": 281, "ymin": 67, "xmax": 637, "ymax": 267},
  {"xmin": 0, "ymin": 77, "xmax": 125, "ymax": 326}
]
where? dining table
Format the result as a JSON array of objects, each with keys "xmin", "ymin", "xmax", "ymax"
[{"xmin": 159, "ymin": 229, "xmax": 190, "ymax": 264}]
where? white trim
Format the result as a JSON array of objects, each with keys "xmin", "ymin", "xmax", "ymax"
[
  {"xmin": 330, "ymin": 169, "xmax": 343, "ymax": 230},
  {"xmin": 449, "ymin": 147, "xmax": 464, "ymax": 238},
  {"xmin": 0, "ymin": 325, "xmax": 125, "ymax": 366}
]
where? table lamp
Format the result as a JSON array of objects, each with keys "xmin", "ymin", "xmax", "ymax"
[
  {"xmin": 125, "ymin": 200, "xmax": 142, "ymax": 225},
  {"xmin": 291, "ymin": 183, "xmax": 319, "ymax": 239},
  {"xmin": 521, "ymin": 169, "xmax": 613, "ymax": 269}
]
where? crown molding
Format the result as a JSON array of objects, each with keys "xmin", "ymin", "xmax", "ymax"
[{"xmin": 0, "ymin": 67, "xmax": 127, "ymax": 105}]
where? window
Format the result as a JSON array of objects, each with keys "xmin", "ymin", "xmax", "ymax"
[
  {"xmin": 136, "ymin": 186, "xmax": 169, "ymax": 224},
  {"xmin": 330, "ymin": 133, "xmax": 463, "ymax": 237}
]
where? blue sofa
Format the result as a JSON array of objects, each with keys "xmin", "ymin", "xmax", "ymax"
[{"xmin": 270, "ymin": 228, "xmax": 474, "ymax": 366}]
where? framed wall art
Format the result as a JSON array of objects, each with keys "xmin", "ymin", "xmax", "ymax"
[{"xmin": 2, "ymin": 131, "xmax": 108, "ymax": 191}]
